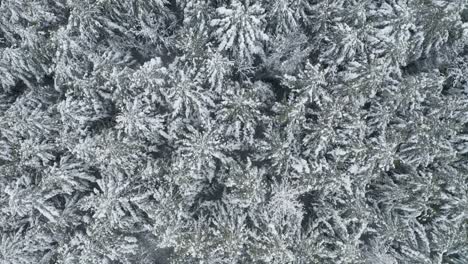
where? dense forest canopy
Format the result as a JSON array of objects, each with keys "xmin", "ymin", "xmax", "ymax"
[{"xmin": 1, "ymin": 0, "xmax": 468, "ymax": 263}]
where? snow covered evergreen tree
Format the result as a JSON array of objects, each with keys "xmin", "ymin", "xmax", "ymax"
[{"xmin": 1, "ymin": 0, "xmax": 468, "ymax": 263}]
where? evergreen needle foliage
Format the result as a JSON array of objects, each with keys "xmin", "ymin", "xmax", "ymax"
[{"xmin": 1, "ymin": 0, "xmax": 468, "ymax": 263}]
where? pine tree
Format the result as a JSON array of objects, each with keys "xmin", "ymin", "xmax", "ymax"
[{"xmin": 211, "ymin": 0, "xmax": 269, "ymax": 65}]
